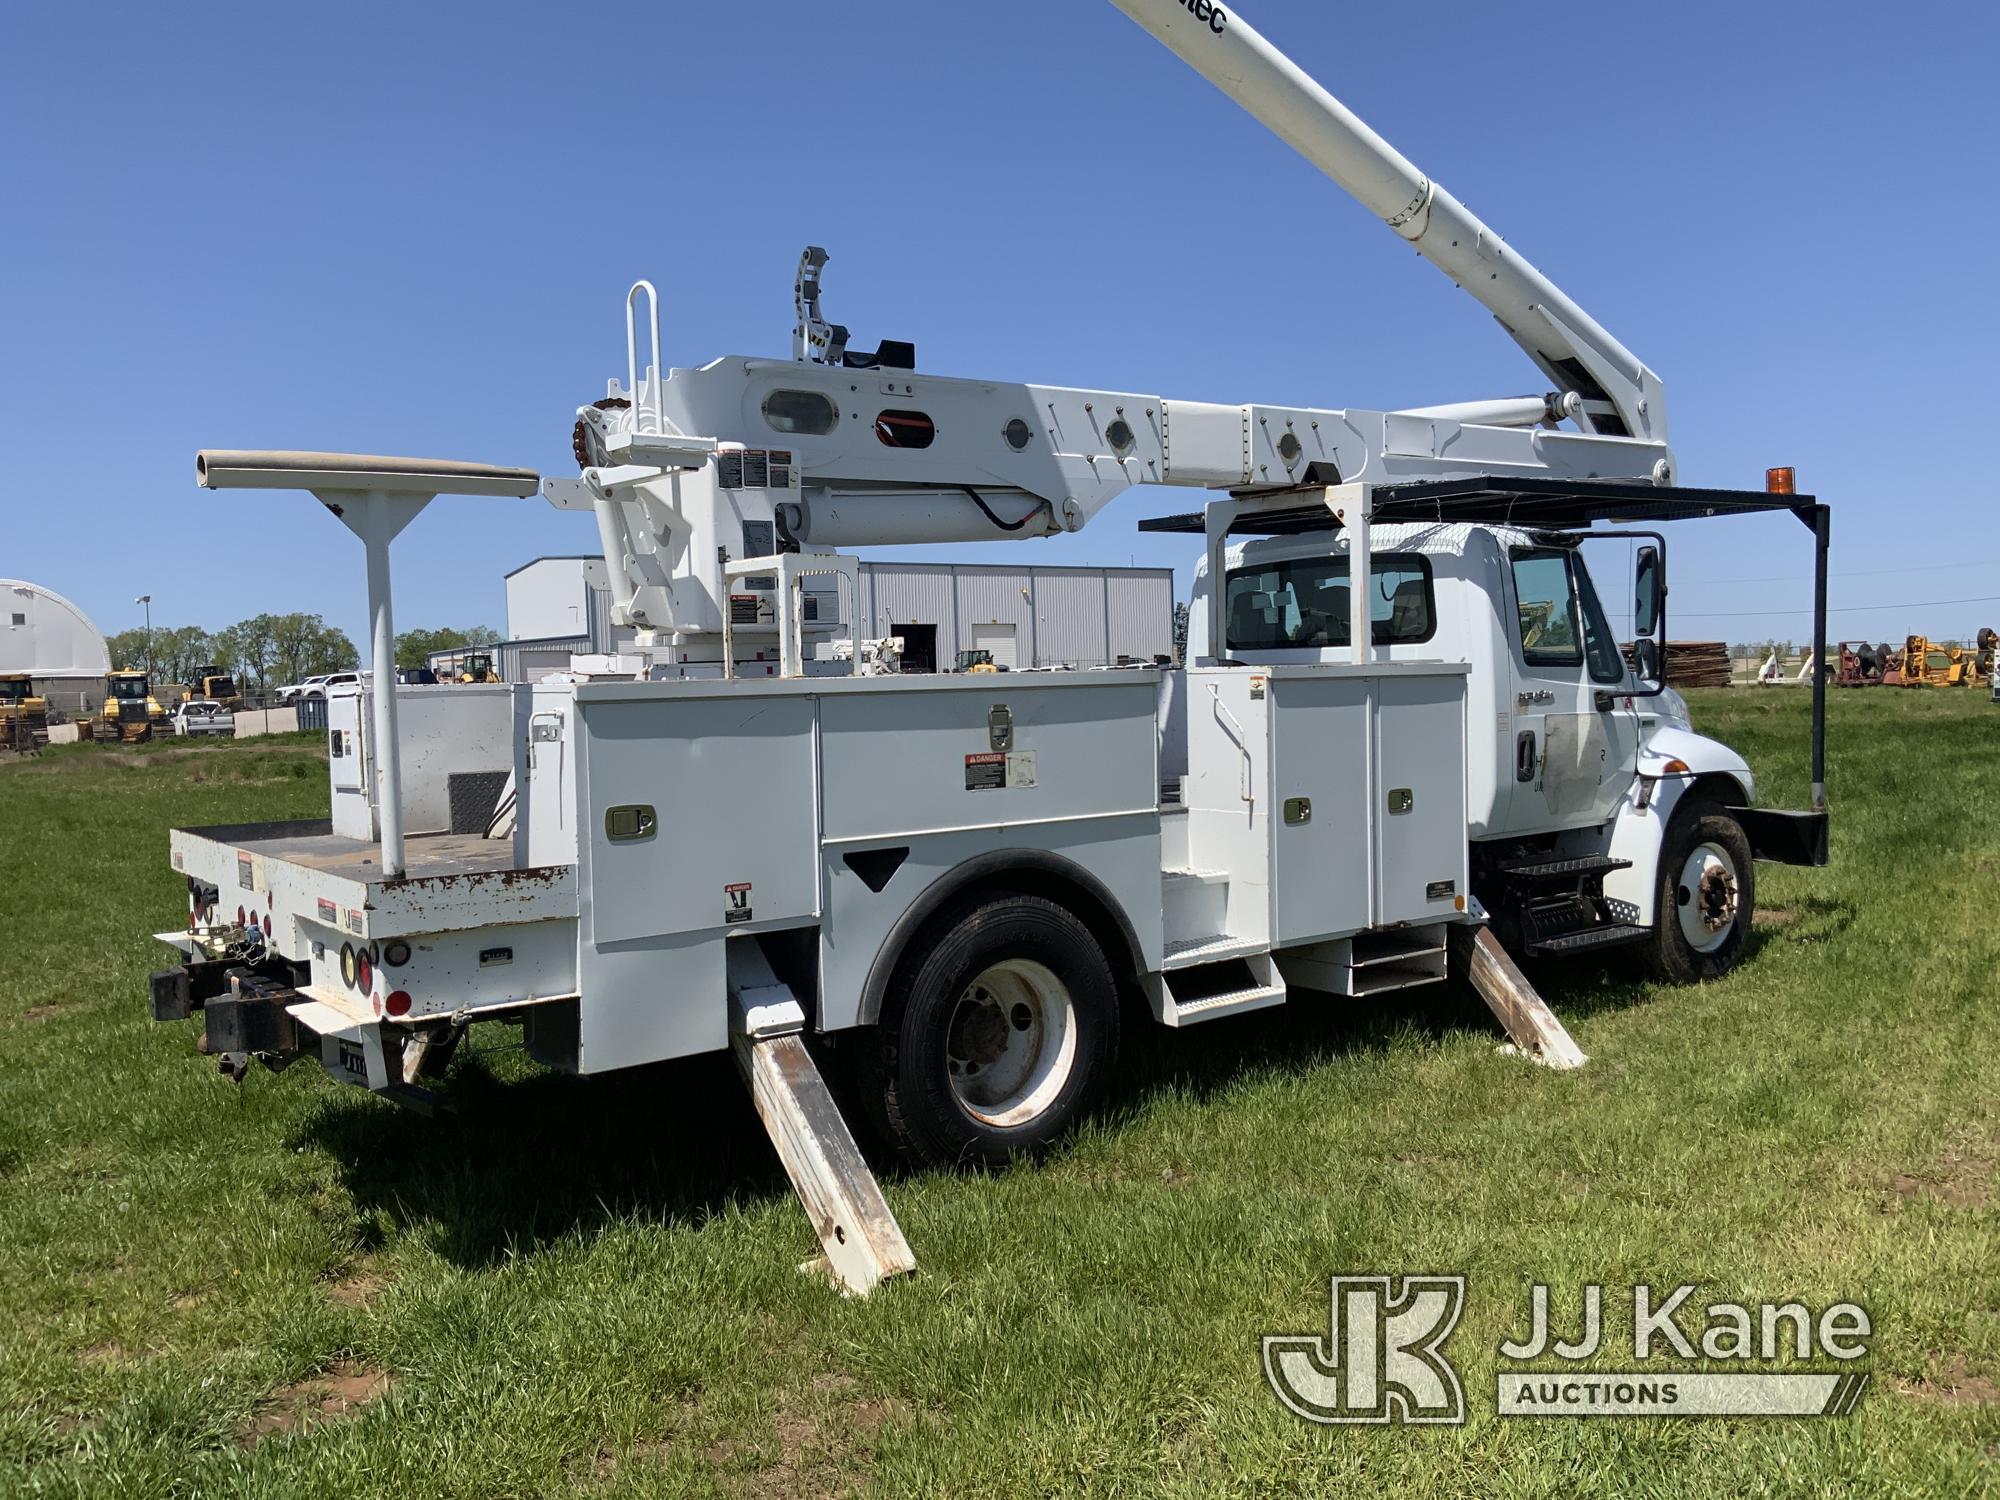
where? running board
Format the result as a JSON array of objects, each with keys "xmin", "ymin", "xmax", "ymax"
[
  {"xmin": 1522, "ymin": 923, "xmax": 1648, "ymax": 958},
  {"xmin": 728, "ymin": 954, "xmax": 914, "ymax": 1297}
]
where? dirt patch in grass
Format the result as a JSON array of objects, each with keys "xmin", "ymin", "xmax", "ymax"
[
  {"xmin": 1754, "ymin": 906, "xmax": 1796, "ymax": 928},
  {"xmin": 237, "ymin": 1360, "xmax": 393, "ymax": 1448},
  {"xmin": 1890, "ymin": 1126, "xmax": 1995, "ymax": 1209},
  {"xmin": 77, "ymin": 1341, "xmax": 133, "ymax": 1367},
  {"xmin": 322, "ymin": 1262, "xmax": 393, "ymax": 1308},
  {"xmin": 17, "ymin": 1002, "xmax": 75, "ymax": 1023},
  {"xmin": 1897, "ymin": 1358, "xmax": 1999, "ymax": 1407},
  {"xmin": 581, "ymin": 1373, "xmax": 910, "ymax": 1495}
]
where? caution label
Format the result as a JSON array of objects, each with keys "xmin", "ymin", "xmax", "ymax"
[
  {"xmin": 724, "ymin": 882, "xmax": 754, "ymax": 925},
  {"xmin": 965, "ymin": 751, "xmax": 1037, "ymax": 791}
]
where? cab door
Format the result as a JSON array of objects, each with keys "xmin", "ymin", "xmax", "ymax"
[{"xmin": 1502, "ymin": 546, "xmax": 1638, "ymax": 834}]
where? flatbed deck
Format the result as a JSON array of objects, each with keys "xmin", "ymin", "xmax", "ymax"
[
  {"xmin": 204, "ymin": 823, "xmax": 522, "ymax": 885},
  {"xmin": 171, "ymin": 819, "xmax": 577, "ymax": 942}
]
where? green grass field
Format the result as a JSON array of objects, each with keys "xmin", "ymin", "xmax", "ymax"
[{"xmin": 1, "ymin": 695, "xmax": 1994, "ymax": 1497}]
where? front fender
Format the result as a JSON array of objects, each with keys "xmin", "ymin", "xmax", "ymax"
[
  {"xmin": 1638, "ymin": 725, "xmax": 1755, "ymax": 804},
  {"xmin": 1601, "ymin": 730, "xmax": 1754, "ymax": 926}
]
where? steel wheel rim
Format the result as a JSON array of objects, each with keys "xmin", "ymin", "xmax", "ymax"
[
  {"xmin": 944, "ymin": 958, "xmax": 1077, "ymax": 1127},
  {"xmin": 1674, "ymin": 840, "xmax": 1739, "ymax": 953}
]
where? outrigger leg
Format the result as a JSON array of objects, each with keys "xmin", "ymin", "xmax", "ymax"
[{"xmin": 728, "ymin": 951, "xmax": 915, "ymax": 1297}]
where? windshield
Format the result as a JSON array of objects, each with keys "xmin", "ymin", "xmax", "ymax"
[
  {"xmin": 0, "ymin": 680, "xmax": 27, "ymax": 704},
  {"xmin": 207, "ymin": 676, "xmax": 237, "ymax": 697},
  {"xmin": 110, "ymin": 677, "xmax": 149, "ymax": 699}
]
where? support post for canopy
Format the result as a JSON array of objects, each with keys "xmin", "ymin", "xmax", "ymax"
[
  {"xmin": 347, "ymin": 491, "xmax": 427, "ymax": 877},
  {"xmin": 193, "ymin": 451, "xmax": 541, "ymax": 879},
  {"xmin": 1808, "ymin": 504, "xmax": 1830, "ymax": 813}
]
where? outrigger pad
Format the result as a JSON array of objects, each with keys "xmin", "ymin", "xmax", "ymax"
[
  {"xmin": 148, "ymin": 968, "xmax": 192, "ymax": 1023},
  {"xmin": 1733, "ymin": 807, "xmax": 1830, "ymax": 868}
]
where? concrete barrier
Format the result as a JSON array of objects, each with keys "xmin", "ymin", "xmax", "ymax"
[
  {"xmin": 230, "ymin": 707, "xmax": 300, "ymax": 739},
  {"xmin": 48, "ymin": 723, "xmax": 81, "ymax": 744}
]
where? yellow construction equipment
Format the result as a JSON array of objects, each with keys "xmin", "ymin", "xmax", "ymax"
[
  {"xmin": 101, "ymin": 669, "xmax": 168, "ymax": 743},
  {"xmin": 1895, "ymin": 632, "xmax": 1993, "ymax": 689},
  {"xmin": 454, "ymin": 651, "xmax": 498, "ymax": 684},
  {"xmin": 181, "ymin": 666, "xmax": 244, "ymax": 710},
  {"xmin": 0, "ymin": 673, "xmax": 49, "ymax": 751}
]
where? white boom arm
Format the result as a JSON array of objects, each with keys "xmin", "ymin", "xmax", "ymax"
[{"xmin": 1106, "ymin": 0, "xmax": 1666, "ymax": 445}]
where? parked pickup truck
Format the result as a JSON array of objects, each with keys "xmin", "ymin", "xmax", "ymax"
[{"xmin": 171, "ymin": 700, "xmax": 235, "ymax": 737}]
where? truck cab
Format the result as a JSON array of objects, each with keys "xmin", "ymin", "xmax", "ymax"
[{"xmin": 1185, "ymin": 515, "xmax": 1776, "ymax": 978}]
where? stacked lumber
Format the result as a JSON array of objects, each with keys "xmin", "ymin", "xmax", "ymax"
[{"xmin": 1623, "ymin": 639, "xmax": 1734, "ymax": 687}]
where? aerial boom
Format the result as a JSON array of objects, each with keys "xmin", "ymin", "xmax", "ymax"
[{"xmin": 1107, "ymin": 0, "xmax": 1667, "ymax": 447}]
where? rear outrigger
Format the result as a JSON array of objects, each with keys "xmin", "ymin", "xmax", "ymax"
[{"xmin": 146, "ymin": 2, "xmax": 1829, "ymax": 1291}]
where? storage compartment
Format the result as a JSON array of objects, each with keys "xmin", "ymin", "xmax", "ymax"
[{"xmin": 1183, "ymin": 663, "xmax": 1469, "ymax": 951}]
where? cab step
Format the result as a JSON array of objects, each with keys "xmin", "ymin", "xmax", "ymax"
[
  {"xmin": 1162, "ymin": 983, "xmax": 1287, "ymax": 1027},
  {"xmin": 1497, "ymin": 852, "xmax": 1632, "ymax": 883},
  {"xmin": 1522, "ymin": 923, "xmax": 1649, "ymax": 957},
  {"xmin": 1161, "ymin": 932, "xmax": 1265, "ymax": 970}
]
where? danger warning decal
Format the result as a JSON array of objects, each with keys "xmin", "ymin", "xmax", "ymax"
[
  {"xmin": 964, "ymin": 751, "xmax": 1037, "ymax": 791},
  {"xmin": 724, "ymin": 882, "xmax": 754, "ymax": 925}
]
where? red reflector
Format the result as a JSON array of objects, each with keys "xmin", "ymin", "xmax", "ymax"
[
  {"xmin": 384, "ymin": 990, "xmax": 412, "ymax": 1017},
  {"xmin": 357, "ymin": 949, "xmax": 373, "ymax": 993}
]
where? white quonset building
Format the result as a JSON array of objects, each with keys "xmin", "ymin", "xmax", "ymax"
[
  {"xmin": 491, "ymin": 557, "xmax": 1175, "ymax": 679},
  {"xmin": 1, "ymin": 579, "xmax": 111, "ymax": 715}
]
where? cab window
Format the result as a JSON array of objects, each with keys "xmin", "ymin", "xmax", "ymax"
[
  {"xmin": 1572, "ymin": 559, "xmax": 1626, "ymax": 685},
  {"xmin": 1224, "ymin": 554, "xmax": 1434, "ymax": 651},
  {"xmin": 1511, "ymin": 547, "xmax": 1625, "ymax": 684},
  {"xmin": 1509, "ymin": 549, "xmax": 1582, "ymax": 667}
]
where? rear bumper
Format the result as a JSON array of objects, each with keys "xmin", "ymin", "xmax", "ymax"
[
  {"xmin": 149, "ymin": 942, "xmax": 441, "ymax": 1110},
  {"xmin": 1732, "ymin": 807, "xmax": 1829, "ymax": 867}
]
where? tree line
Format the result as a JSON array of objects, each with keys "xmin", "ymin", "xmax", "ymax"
[{"xmin": 106, "ymin": 614, "xmax": 498, "ymax": 692}]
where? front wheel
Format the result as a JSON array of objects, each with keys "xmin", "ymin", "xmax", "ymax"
[
  {"xmin": 859, "ymin": 891, "xmax": 1120, "ymax": 1169},
  {"xmin": 1646, "ymin": 799, "xmax": 1754, "ymax": 982}
]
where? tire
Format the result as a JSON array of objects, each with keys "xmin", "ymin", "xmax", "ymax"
[
  {"xmin": 1646, "ymin": 799, "xmax": 1755, "ymax": 982},
  {"xmin": 859, "ymin": 890, "xmax": 1120, "ymax": 1169}
]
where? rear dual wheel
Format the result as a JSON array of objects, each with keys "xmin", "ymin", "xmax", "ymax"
[{"xmin": 859, "ymin": 891, "xmax": 1119, "ymax": 1169}]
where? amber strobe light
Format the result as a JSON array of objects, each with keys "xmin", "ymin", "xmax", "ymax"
[{"xmin": 1766, "ymin": 466, "xmax": 1796, "ymax": 495}]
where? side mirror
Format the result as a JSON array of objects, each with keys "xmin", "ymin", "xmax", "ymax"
[
  {"xmin": 1634, "ymin": 545, "xmax": 1662, "ymax": 639},
  {"xmin": 1631, "ymin": 544, "xmax": 1666, "ymax": 694}
]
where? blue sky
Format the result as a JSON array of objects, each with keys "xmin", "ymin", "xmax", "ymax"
[{"xmin": 3, "ymin": 0, "xmax": 1994, "ymax": 652}]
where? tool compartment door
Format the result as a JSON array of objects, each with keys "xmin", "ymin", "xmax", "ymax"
[
  {"xmin": 578, "ymin": 693, "xmax": 818, "ymax": 945},
  {"xmin": 1267, "ymin": 673, "xmax": 1373, "ymax": 944},
  {"xmin": 1373, "ymin": 671, "xmax": 1469, "ymax": 926}
]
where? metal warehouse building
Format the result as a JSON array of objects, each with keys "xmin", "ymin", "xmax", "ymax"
[
  {"xmin": 490, "ymin": 557, "xmax": 1175, "ymax": 679},
  {"xmin": 846, "ymin": 562, "xmax": 1173, "ymax": 673}
]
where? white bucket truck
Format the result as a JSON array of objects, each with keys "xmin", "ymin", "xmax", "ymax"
[{"xmin": 147, "ymin": 3, "xmax": 1829, "ymax": 1290}]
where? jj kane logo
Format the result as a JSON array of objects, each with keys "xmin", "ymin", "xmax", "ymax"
[{"xmin": 1264, "ymin": 1277, "xmax": 1872, "ymax": 1424}]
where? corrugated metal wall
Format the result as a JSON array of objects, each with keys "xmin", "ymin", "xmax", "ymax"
[
  {"xmin": 953, "ymin": 569, "xmax": 1036, "ymax": 665},
  {"xmin": 850, "ymin": 563, "xmax": 1173, "ymax": 668},
  {"xmin": 500, "ymin": 558, "xmax": 1174, "ymax": 673},
  {"xmin": 861, "ymin": 565, "xmax": 959, "ymax": 661},
  {"xmin": 1106, "ymin": 571, "xmax": 1173, "ymax": 662},
  {"xmin": 1031, "ymin": 569, "xmax": 1108, "ymax": 666}
]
